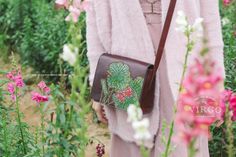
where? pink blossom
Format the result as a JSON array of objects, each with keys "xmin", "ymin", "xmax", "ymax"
[
  {"xmin": 65, "ymin": 6, "xmax": 81, "ymax": 22},
  {"xmin": 6, "ymin": 69, "xmax": 24, "ymax": 88},
  {"xmin": 219, "ymin": 90, "xmax": 236, "ymax": 121},
  {"xmin": 38, "ymin": 81, "xmax": 47, "ymax": 89},
  {"xmin": 80, "ymin": 0, "xmax": 90, "ymax": 11},
  {"xmin": 65, "ymin": 0, "xmax": 90, "ymax": 22},
  {"xmin": 43, "ymin": 87, "xmax": 51, "ymax": 94},
  {"xmin": 225, "ymin": 92, "xmax": 236, "ymax": 121},
  {"xmin": 14, "ymin": 74, "xmax": 24, "ymax": 88},
  {"xmin": 7, "ymin": 83, "xmax": 16, "ymax": 101},
  {"xmin": 37, "ymin": 81, "xmax": 51, "ymax": 94},
  {"xmin": 55, "ymin": 0, "xmax": 69, "ymax": 8},
  {"xmin": 223, "ymin": 0, "xmax": 232, "ymax": 6},
  {"xmin": 31, "ymin": 92, "xmax": 49, "ymax": 103},
  {"xmin": 175, "ymin": 55, "xmax": 224, "ymax": 145},
  {"xmin": 6, "ymin": 71, "xmax": 15, "ymax": 80}
]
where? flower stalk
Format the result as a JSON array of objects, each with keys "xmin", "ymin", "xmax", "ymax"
[
  {"xmin": 39, "ymin": 103, "xmax": 45, "ymax": 156},
  {"xmin": 15, "ymin": 88, "xmax": 27, "ymax": 155},
  {"xmin": 225, "ymin": 102, "xmax": 235, "ymax": 157},
  {"xmin": 163, "ymin": 16, "xmax": 195, "ymax": 157}
]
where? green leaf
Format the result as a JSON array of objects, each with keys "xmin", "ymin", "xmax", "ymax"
[
  {"xmin": 59, "ymin": 114, "xmax": 65, "ymax": 124},
  {"xmin": 101, "ymin": 79, "xmax": 108, "ymax": 96},
  {"xmin": 130, "ymin": 77, "xmax": 144, "ymax": 98},
  {"xmin": 107, "ymin": 62, "xmax": 131, "ymax": 90}
]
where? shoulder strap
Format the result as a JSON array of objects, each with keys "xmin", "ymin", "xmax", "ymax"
[{"xmin": 149, "ymin": 0, "xmax": 177, "ymax": 84}]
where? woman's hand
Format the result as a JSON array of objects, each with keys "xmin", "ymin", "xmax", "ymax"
[{"xmin": 92, "ymin": 100, "xmax": 108, "ymax": 124}]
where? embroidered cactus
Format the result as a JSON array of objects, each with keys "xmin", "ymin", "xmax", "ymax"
[
  {"xmin": 107, "ymin": 62, "xmax": 131, "ymax": 91},
  {"xmin": 101, "ymin": 62, "xmax": 144, "ymax": 110}
]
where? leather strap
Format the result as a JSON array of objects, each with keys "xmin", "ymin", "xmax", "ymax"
[{"xmin": 149, "ymin": 0, "xmax": 177, "ymax": 85}]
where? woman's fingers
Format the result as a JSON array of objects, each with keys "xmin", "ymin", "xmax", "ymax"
[{"xmin": 92, "ymin": 100, "xmax": 108, "ymax": 124}]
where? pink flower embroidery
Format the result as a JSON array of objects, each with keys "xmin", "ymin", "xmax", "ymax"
[{"xmin": 115, "ymin": 87, "xmax": 133, "ymax": 102}]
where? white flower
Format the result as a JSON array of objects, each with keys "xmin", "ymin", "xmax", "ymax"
[
  {"xmin": 127, "ymin": 104, "xmax": 143, "ymax": 123},
  {"xmin": 175, "ymin": 10, "xmax": 188, "ymax": 32},
  {"xmin": 132, "ymin": 118, "xmax": 151, "ymax": 141},
  {"xmin": 221, "ymin": 17, "xmax": 230, "ymax": 26},
  {"xmin": 176, "ymin": 10, "xmax": 204, "ymax": 42},
  {"xmin": 60, "ymin": 44, "xmax": 78, "ymax": 66},
  {"xmin": 192, "ymin": 18, "xmax": 204, "ymax": 38}
]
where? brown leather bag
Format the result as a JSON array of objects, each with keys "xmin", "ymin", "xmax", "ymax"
[{"xmin": 91, "ymin": 0, "xmax": 177, "ymax": 114}]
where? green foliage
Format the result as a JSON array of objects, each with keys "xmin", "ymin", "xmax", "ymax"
[
  {"xmin": 209, "ymin": 1, "xmax": 236, "ymax": 156},
  {"xmin": 44, "ymin": 21, "xmax": 90, "ymax": 157},
  {"xmin": 220, "ymin": 1, "xmax": 236, "ymax": 91},
  {"xmin": 0, "ymin": 12, "xmax": 90, "ymax": 156},
  {"xmin": 45, "ymin": 84, "xmax": 85, "ymax": 157},
  {"xmin": 0, "ymin": 0, "xmax": 87, "ymax": 82},
  {"xmin": 0, "ymin": 77, "xmax": 40, "ymax": 157},
  {"xmin": 19, "ymin": 0, "xmax": 69, "ymax": 81}
]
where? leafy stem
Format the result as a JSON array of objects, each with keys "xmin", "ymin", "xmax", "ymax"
[
  {"xmin": 15, "ymin": 87, "xmax": 27, "ymax": 155},
  {"xmin": 39, "ymin": 103, "xmax": 45, "ymax": 156},
  {"xmin": 163, "ymin": 29, "xmax": 193, "ymax": 157},
  {"xmin": 188, "ymin": 140, "xmax": 197, "ymax": 157},
  {"xmin": 225, "ymin": 102, "xmax": 235, "ymax": 157}
]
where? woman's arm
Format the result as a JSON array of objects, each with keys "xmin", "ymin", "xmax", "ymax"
[
  {"xmin": 86, "ymin": 2, "xmax": 108, "ymax": 124},
  {"xmin": 199, "ymin": 0, "xmax": 226, "ymax": 79},
  {"xmin": 86, "ymin": 1, "xmax": 106, "ymax": 87}
]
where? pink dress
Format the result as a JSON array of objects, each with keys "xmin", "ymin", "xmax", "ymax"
[{"xmin": 109, "ymin": 0, "xmax": 209, "ymax": 157}]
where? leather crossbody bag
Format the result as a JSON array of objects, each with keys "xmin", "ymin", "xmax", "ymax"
[{"xmin": 90, "ymin": 0, "xmax": 177, "ymax": 114}]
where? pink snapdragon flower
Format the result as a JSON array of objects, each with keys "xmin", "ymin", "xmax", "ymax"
[
  {"xmin": 65, "ymin": 5, "xmax": 81, "ymax": 22},
  {"xmin": 223, "ymin": 0, "xmax": 232, "ymax": 6},
  {"xmin": 63, "ymin": 0, "xmax": 90, "ymax": 22},
  {"xmin": 6, "ymin": 71, "xmax": 16, "ymax": 80},
  {"xmin": 31, "ymin": 92, "xmax": 49, "ymax": 103},
  {"xmin": 7, "ymin": 83, "xmax": 16, "ymax": 101},
  {"xmin": 31, "ymin": 81, "xmax": 51, "ymax": 104},
  {"xmin": 38, "ymin": 81, "xmax": 51, "ymax": 94},
  {"xmin": 55, "ymin": 0, "xmax": 69, "ymax": 8},
  {"xmin": 14, "ymin": 74, "xmax": 24, "ymax": 88},
  {"xmin": 6, "ymin": 70, "xmax": 25, "ymax": 88},
  {"xmin": 6, "ymin": 69, "xmax": 25, "ymax": 101},
  {"xmin": 175, "ymin": 55, "xmax": 224, "ymax": 145},
  {"xmin": 220, "ymin": 90, "xmax": 236, "ymax": 121}
]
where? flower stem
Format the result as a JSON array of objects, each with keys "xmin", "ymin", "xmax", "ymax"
[
  {"xmin": 163, "ymin": 32, "xmax": 192, "ymax": 157},
  {"xmin": 2, "ymin": 111, "xmax": 10, "ymax": 157},
  {"xmin": 39, "ymin": 103, "xmax": 45, "ymax": 156},
  {"xmin": 140, "ymin": 144, "xmax": 150, "ymax": 157},
  {"xmin": 225, "ymin": 102, "xmax": 235, "ymax": 157},
  {"xmin": 188, "ymin": 140, "xmax": 197, "ymax": 157},
  {"xmin": 15, "ymin": 88, "xmax": 27, "ymax": 154}
]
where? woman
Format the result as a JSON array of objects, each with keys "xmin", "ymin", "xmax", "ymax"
[{"xmin": 86, "ymin": 0, "xmax": 225, "ymax": 156}]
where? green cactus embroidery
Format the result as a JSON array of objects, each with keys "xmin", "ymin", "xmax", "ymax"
[{"xmin": 100, "ymin": 62, "xmax": 144, "ymax": 110}]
